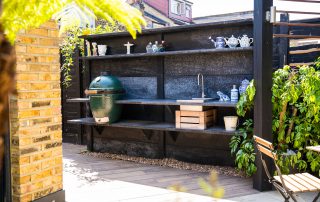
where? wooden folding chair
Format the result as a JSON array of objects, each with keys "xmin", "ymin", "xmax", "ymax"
[{"xmin": 253, "ymin": 135, "xmax": 320, "ymax": 202}]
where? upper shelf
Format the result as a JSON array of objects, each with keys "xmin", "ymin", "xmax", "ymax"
[
  {"xmin": 80, "ymin": 47, "xmax": 253, "ymax": 60},
  {"xmin": 80, "ymin": 19, "xmax": 253, "ymax": 39}
]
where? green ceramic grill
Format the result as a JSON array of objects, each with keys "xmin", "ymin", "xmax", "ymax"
[{"xmin": 86, "ymin": 72, "xmax": 125, "ymax": 124}]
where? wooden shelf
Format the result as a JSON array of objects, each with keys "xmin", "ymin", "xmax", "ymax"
[
  {"xmin": 66, "ymin": 98, "xmax": 237, "ymax": 107},
  {"xmin": 66, "ymin": 98, "xmax": 89, "ymax": 103},
  {"xmin": 115, "ymin": 99, "xmax": 237, "ymax": 107},
  {"xmin": 80, "ymin": 19, "xmax": 253, "ymax": 39},
  {"xmin": 67, "ymin": 118, "xmax": 237, "ymax": 136},
  {"xmin": 80, "ymin": 47, "xmax": 253, "ymax": 60}
]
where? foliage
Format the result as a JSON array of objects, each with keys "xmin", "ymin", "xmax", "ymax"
[
  {"xmin": 60, "ymin": 24, "xmax": 122, "ymax": 87},
  {"xmin": 1, "ymin": 0, "xmax": 146, "ymax": 43},
  {"xmin": 231, "ymin": 60, "xmax": 320, "ymax": 176},
  {"xmin": 236, "ymin": 80, "xmax": 255, "ymax": 117},
  {"xmin": 230, "ymin": 119, "xmax": 256, "ymax": 176},
  {"xmin": 168, "ymin": 171, "xmax": 224, "ymax": 199},
  {"xmin": 316, "ymin": 56, "xmax": 320, "ymax": 70},
  {"xmin": 198, "ymin": 171, "xmax": 224, "ymax": 199},
  {"xmin": 229, "ymin": 80, "xmax": 256, "ymax": 176},
  {"xmin": 272, "ymin": 65, "xmax": 320, "ymax": 175},
  {"xmin": 60, "ymin": 26, "xmax": 83, "ymax": 87}
]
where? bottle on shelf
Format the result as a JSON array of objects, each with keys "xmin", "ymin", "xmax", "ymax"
[
  {"xmin": 159, "ymin": 40, "xmax": 166, "ymax": 52},
  {"xmin": 230, "ymin": 85, "xmax": 239, "ymax": 102}
]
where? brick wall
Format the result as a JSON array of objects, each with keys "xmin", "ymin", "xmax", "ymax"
[{"xmin": 9, "ymin": 20, "xmax": 63, "ymax": 202}]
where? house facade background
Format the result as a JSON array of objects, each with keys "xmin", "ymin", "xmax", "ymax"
[{"xmin": 127, "ymin": 0, "xmax": 193, "ymax": 28}]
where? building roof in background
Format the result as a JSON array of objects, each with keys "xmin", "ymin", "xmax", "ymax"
[{"xmin": 193, "ymin": 11, "xmax": 253, "ymax": 24}]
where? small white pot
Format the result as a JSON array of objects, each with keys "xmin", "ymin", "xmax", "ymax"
[
  {"xmin": 224, "ymin": 116, "xmax": 238, "ymax": 131},
  {"xmin": 94, "ymin": 117, "xmax": 109, "ymax": 124},
  {"xmin": 98, "ymin": 45, "xmax": 107, "ymax": 56}
]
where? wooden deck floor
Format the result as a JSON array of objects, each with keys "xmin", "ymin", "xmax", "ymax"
[{"xmin": 63, "ymin": 143, "xmax": 259, "ymax": 201}]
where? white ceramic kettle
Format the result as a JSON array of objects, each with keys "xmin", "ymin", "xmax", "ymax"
[
  {"xmin": 224, "ymin": 35, "xmax": 239, "ymax": 48},
  {"xmin": 239, "ymin": 35, "xmax": 253, "ymax": 47}
]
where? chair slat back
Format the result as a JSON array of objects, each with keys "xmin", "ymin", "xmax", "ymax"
[
  {"xmin": 253, "ymin": 135, "xmax": 274, "ymax": 150},
  {"xmin": 257, "ymin": 144, "xmax": 278, "ymax": 160},
  {"xmin": 253, "ymin": 135, "xmax": 277, "ymax": 160}
]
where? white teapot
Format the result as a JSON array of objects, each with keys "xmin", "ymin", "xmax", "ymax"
[
  {"xmin": 239, "ymin": 35, "xmax": 253, "ymax": 48},
  {"xmin": 224, "ymin": 35, "xmax": 239, "ymax": 48}
]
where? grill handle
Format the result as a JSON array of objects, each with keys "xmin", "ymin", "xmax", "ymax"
[{"xmin": 85, "ymin": 89, "xmax": 125, "ymax": 95}]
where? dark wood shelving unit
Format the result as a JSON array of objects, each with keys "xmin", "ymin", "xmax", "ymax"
[
  {"xmin": 65, "ymin": 19, "xmax": 254, "ymax": 167},
  {"xmin": 68, "ymin": 118, "xmax": 236, "ymax": 136},
  {"xmin": 80, "ymin": 47, "xmax": 253, "ymax": 60},
  {"xmin": 67, "ymin": 98, "xmax": 237, "ymax": 107}
]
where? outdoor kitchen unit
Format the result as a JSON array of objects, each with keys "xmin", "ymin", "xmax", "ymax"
[
  {"xmin": 67, "ymin": 20, "xmax": 254, "ymax": 166},
  {"xmin": 85, "ymin": 71, "xmax": 125, "ymax": 124}
]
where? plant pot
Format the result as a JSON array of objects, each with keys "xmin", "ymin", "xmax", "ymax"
[
  {"xmin": 98, "ymin": 45, "xmax": 107, "ymax": 56},
  {"xmin": 224, "ymin": 116, "xmax": 238, "ymax": 131}
]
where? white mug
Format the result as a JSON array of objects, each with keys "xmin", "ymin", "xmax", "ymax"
[{"xmin": 98, "ymin": 45, "xmax": 107, "ymax": 56}]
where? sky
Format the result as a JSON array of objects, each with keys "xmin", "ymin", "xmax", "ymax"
[{"xmin": 189, "ymin": 0, "xmax": 320, "ymax": 20}]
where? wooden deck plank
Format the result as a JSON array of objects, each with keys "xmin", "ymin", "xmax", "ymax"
[{"xmin": 63, "ymin": 143, "xmax": 257, "ymax": 199}]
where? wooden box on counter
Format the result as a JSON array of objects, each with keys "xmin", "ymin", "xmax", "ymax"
[{"xmin": 176, "ymin": 106, "xmax": 217, "ymax": 130}]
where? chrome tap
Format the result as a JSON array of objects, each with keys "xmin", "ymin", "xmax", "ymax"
[{"xmin": 197, "ymin": 73, "xmax": 205, "ymax": 98}]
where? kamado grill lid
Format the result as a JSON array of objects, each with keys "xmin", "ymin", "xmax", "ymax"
[{"xmin": 88, "ymin": 71, "xmax": 125, "ymax": 94}]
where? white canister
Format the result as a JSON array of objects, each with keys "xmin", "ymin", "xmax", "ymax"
[
  {"xmin": 231, "ymin": 85, "xmax": 239, "ymax": 102},
  {"xmin": 98, "ymin": 45, "xmax": 107, "ymax": 56},
  {"xmin": 224, "ymin": 116, "xmax": 238, "ymax": 131}
]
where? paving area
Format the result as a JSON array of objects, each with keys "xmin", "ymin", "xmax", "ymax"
[{"xmin": 63, "ymin": 143, "xmax": 316, "ymax": 202}]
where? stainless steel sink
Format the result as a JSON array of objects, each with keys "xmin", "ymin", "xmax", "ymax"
[
  {"xmin": 192, "ymin": 98, "xmax": 214, "ymax": 101},
  {"xmin": 176, "ymin": 98, "xmax": 214, "ymax": 103}
]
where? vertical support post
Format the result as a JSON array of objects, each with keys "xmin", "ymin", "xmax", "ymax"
[
  {"xmin": 3, "ymin": 128, "xmax": 12, "ymax": 202},
  {"xmin": 83, "ymin": 39, "xmax": 94, "ymax": 152},
  {"xmin": 253, "ymin": 0, "xmax": 273, "ymax": 191},
  {"xmin": 279, "ymin": 13, "xmax": 289, "ymax": 68}
]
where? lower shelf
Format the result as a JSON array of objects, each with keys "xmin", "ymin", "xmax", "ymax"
[{"xmin": 67, "ymin": 118, "xmax": 237, "ymax": 136}]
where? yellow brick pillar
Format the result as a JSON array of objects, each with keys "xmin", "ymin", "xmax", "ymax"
[{"xmin": 9, "ymin": 20, "xmax": 65, "ymax": 202}]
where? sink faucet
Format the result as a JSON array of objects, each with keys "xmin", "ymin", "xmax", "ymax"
[{"xmin": 197, "ymin": 73, "xmax": 205, "ymax": 98}]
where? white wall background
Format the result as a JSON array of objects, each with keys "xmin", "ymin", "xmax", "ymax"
[{"xmin": 190, "ymin": 0, "xmax": 320, "ymax": 20}]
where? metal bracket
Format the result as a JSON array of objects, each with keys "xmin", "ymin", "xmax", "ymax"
[
  {"xmin": 94, "ymin": 126, "xmax": 105, "ymax": 135},
  {"xmin": 266, "ymin": 6, "xmax": 276, "ymax": 23},
  {"xmin": 142, "ymin": 130, "xmax": 154, "ymax": 140},
  {"xmin": 168, "ymin": 131, "xmax": 179, "ymax": 142},
  {"xmin": 270, "ymin": 6, "xmax": 276, "ymax": 23}
]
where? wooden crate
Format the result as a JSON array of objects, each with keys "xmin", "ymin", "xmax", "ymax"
[{"xmin": 176, "ymin": 109, "xmax": 217, "ymax": 130}]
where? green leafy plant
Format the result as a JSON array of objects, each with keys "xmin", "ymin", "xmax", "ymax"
[
  {"xmin": 236, "ymin": 80, "xmax": 255, "ymax": 117},
  {"xmin": 230, "ymin": 119, "xmax": 256, "ymax": 176},
  {"xmin": 230, "ymin": 80, "xmax": 256, "ymax": 176},
  {"xmin": 60, "ymin": 24, "xmax": 122, "ymax": 87},
  {"xmin": 231, "ymin": 57, "xmax": 320, "ymax": 176},
  {"xmin": 60, "ymin": 26, "xmax": 83, "ymax": 87}
]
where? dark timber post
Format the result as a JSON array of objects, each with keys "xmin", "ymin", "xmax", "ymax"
[
  {"xmin": 279, "ymin": 13, "xmax": 289, "ymax": 68},
  {"xmin": 253, "ymin": 0, "xmax": 273, "ymax": 191}
]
